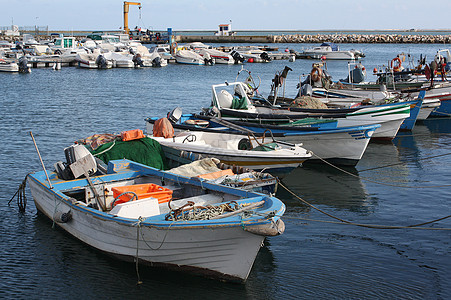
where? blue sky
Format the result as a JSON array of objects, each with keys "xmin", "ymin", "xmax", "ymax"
[{"xmin": 1, "ymin": 0, "xmax": 451, "ymax": 32}]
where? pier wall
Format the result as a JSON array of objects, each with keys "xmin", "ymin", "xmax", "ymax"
[
  {"xmin": 273, "ymin": 34, "xmax": 451, "ymax": 44},
  {"xmin": 178, "ymin": 34, "xmax": 451, "ymax": 44},
  {"xmin": 175, "ymin": 35, "xmax": 276, "ymax": 43}
]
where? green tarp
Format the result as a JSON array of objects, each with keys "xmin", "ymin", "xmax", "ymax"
[
  {"xmin": 91, "ymin": 137, "xmax": 168, "ymax": 170},
  {"xmin": 231, "ymin": 96, "xmax": 248, "ymax": 109}
]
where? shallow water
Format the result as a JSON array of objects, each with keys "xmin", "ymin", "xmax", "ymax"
[{"xmin": 1, "ymin": 43, "xmax": 450, "ymax": 299}]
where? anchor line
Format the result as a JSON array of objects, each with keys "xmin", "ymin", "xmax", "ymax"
[
  {"xmin": 309, "ymin": 151, "xmax": 451, "ymax": 188},
  {"xmin": 9, "ymin": 175, "xmax": 29, "ymax": 213},
  {"xmin": 277, "ymin": 182, "xmax": 451, "ymax": 230},
  {"xmin": 359, "ymin": 152, "xmax": 451, "ymax": 172}
]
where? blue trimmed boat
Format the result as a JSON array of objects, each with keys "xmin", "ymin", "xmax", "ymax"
[{"xmin": 28, "ymin": 158, "xmax": 285, "ymax": 282}]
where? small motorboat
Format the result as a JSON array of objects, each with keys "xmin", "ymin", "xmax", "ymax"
[
  {"xmin": 27, "ymin": 144, "xmax": 286, "ymax": 283},
  {"xmin": 300, "ymin": 42, "xmax": 363, "ymax": 60},
  {"xmin": 0, "ymin": 58, "xmax": 19, "ymax": 72},
  {"xmin": 175, "ymin": 49, "xmax": 207, "ymax": 65},
  {"xmin": 102, "ymin": 52, "xmax": 135, "ymax": 68},
  {"xmin": 75, "ymin": 50, "xmax": 113, "ymax": 69},
  {"xmin": 150, "ymin": 121, "xmax": 311, "ymax": 175}
]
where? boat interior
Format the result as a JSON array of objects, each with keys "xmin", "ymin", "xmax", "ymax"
[{"xmin": 61, "ymin": 173, "xmax": 242, "ymax": 219}]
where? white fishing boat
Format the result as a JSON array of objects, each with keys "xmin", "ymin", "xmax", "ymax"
[
  {"xmin": 75, "ymin": 50, "xmax": 113, "ymax": 69},
  {"xmin": 199, "ymin": 48, "xmax": 235, "ymax": 64},
  {"xmin": 301, "ymin": 42, "xmax": 363, "ymax": 60},
  {"xmin": 0, "ymin": 58, "xmax": 19, "ymax": 72},
  {"xmin": 146, "ymin": 114, "xmax": 379, "ymax": 167},
  {"xmin": 27, "ymin": 145, "xmax": 286, "ymax": 282},
  {"xmin": 175, "ymin": 49, "xmax": 206, "ymax": 65},
  {"xmin": 150, "ymin": 125, "xmax": 311, "ymax": 174},
  {"xmin": 186, "ymin": 42, "xmax": 236, "ymax": 64},
  {"xmin": 209, "ymin": 82, "xmax": 408, "ymax": 140}
]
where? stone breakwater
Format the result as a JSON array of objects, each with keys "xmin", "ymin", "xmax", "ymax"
[{"xmin": 273, "ymin": 33, "xmax": 451, "ymax": 44}]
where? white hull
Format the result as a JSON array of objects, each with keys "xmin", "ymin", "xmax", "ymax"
[
  {"xmin": 336, "ymin": 106, "xmax": 409, "ymax": 140},
  {"xmin": 417, "ymin": 98, "xmax": 441, "ymax": 120},
  {"xmin": 200, "ymin": 49, "xmax": 234, "ymax": 64},
  {"xmin": 28, "ymin": 178, "xmax": 264, "ymax": 281},
  {"xmin": 0, "ymin": 61, "xmax": 19, "ymax": 72},
  {"xmin": 274, "ymin": 127, "xmax": 376, "ymax": 165},
  {"xmin": 303, "ymin": 51, "xmax": 355, "ymax": 60},
  {"xmin": 251, "ymin": 103, "xmax": 409, "ymax": 140},
  {"xmin": 301, "ymin": 44, "xmax": 357, "ymax": 60},
  {"xmin": 27, "ymin": 159, "xmax": 286, "ymax": 282},
  {"xmin": 75, "ymin": 53, "xmax": 113, "ymax": 69},
  {"xmin": 151, "ymin": 131, "xmax": 311, "ymax": 171},
  {"xmin": 175, "ymin": 50, "xmax": 205, "ymax": 65}
]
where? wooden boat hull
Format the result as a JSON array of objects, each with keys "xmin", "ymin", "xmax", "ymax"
[
  {"xmin": 27, "ymin": 160, "xmax": 285, "ymax": 282},
  {"xmin": 146, "ymin": 117, "xmax": 379, "ymax": 166}
]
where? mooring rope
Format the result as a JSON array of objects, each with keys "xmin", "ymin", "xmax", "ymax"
[
  {"xmin": 309, "ymin": 151, "xmax": 451, "ymax": 188},
  {"xmin": 278, "ymin": 181, "xmax": 451, "ymax": 230},
  {"xmin": 8, "ymin": 175, "xmax": 29, "ymax": 213},
  {"xmin": 359, "ymin": 152, "xmax": 451, "ymax": 172},
  {"xmin": 133, "ymin": 217, "xmax": 174, "ymax": 285}
]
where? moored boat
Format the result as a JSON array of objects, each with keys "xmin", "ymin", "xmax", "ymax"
[
  {"xmin": 27, "ymin": 153, "xmax": 286, "ymax": 282},
  {"xmin": 150, "ymin": 126, "xmax": 312, "ymax": 175},
  {"xmin": 146, "ymin": 114, "xmax": 380, "ymax": 166}
]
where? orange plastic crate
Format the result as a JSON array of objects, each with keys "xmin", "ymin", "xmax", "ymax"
[{"xmin": 112, "ymin": 183, "xmax": 173, "ymax": 205}]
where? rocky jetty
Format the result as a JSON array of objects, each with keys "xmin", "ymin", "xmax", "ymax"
[{"xmin": 273, "ymin": 33, "xmax": 451, "ymax": 44}]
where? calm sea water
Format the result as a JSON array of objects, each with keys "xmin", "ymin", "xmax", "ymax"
[{"xmin": 1, "ymin": 43, "xmax": 450, "ymax": 299}]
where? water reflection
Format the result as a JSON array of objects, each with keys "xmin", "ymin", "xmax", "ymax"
[{"xmin": 278, "ymin": 164, "xmax": 371, "ymax": 213}]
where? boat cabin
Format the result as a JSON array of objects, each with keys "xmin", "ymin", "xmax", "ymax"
[
  {"xmin": 215, "ymin": 23, "xmax": 234, "ymax": 36},
  {"xmin": 53, "ymin": 37, "xmax": 77, "ymax": 50}
]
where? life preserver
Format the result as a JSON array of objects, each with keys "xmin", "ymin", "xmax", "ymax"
[
  {"xmin": 310, "ymin": 67, "xmax": 322, "ymax": 82},
  {"xmin": 184, "ymin": 119, "xmax": 209, "ymax": 126},
  {"xmin": 391, "ymin": 57, "xmax": 402, "ymax": 72}
]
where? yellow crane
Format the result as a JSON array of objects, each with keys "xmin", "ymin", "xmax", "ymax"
[{"xmin": 123, "ymin": 1, "xmax": 141, "ymax": 35}]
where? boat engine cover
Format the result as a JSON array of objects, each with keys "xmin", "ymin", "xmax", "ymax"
[{"xmin": 64, "ymin": 144, "xmax": 97, "ymax": 178}]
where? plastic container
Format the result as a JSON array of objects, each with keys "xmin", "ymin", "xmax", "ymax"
[
  {"xmin": 197, "ymin": 169, "xmax": 234, "ymax": 180},
  {"xmin": 121, "ymin": 129, "xmax": 145, "ymax": 142},
  {"xmin": 112, "ymin": 183, "xmax": 173, "ymax": 205}
]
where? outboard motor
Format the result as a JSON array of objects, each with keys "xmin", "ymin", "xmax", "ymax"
[
  {"xmin": 132, "ymin": 53, "xmax": 144, "ymax": 67},
  {"xmin": 231, "ymin": 50, "xmax": 245, "ymax": 64},
  {"xmin": 95, "ymin": 55, "xmax": 108, "ymax": 69},
  {"xmin": 202, "ymin": 106, "xmax": 220, "ymax": 117},
  {"xmin": 54, "ymin": 144, "xmax": 97, "ymax": 180},
  {"xmin": 151, "ymin": 56, "xmax": 162, "ymax": 67},
  {"xmin": 18, "ymin": 56, "xmax": 30, "ymax": 73},
  {"xmin": 167, "ymin": 107, "xmax": 183, "ymax": 124},
  {"xmin": 260, "ymin": 51, "xmax": 271, "ymax": 62},
  {"xmin": 203, "ymin": 52, "xmax": 214, "ymax": 66}
]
